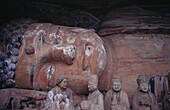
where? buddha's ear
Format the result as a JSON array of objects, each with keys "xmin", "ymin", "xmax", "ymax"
[
  {"xmin": 25, "ymin": 43, "xmax": 34, "ymax": 55},
  {"xmin": 83, "ymin": 44, "xmax": 94, "ymax": 70}
]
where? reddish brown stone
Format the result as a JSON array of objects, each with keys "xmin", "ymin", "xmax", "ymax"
[
  {"xmin": 0, "ymin": 88, "xmax": 47, "ymax": 109},
  {"xmin": 15, "ymin": 23, "xmax": 107, "ymax": 94},
  {"xmin": 15, "ymin": 23, "xmax": 170, "ymax": 98},
  {"xmin": 101, "ymin": 34, "xmax": 170, "ymax": 98}
]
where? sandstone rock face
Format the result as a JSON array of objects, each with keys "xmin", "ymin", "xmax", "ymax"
[
  {"xmin": 103, "ymin": 34, "xmax": 170, "ymax": 97},
  {"xmin": 98, "ymin": 6, "xmax": 170, "ymax": 35},
  {"xmin": 98, "ymin": 5, "xmax": 170, "ymax": 98},
  {"xmin": 15, "ymin": 23, "xmax": 107, "ymax": 94}
]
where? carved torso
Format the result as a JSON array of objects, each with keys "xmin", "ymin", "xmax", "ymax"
[
  {"xmin": 132, "ymin": 91, "xmax": 160, "ymax": 110},
  {"xmin": 88, "ymin": 89, "xmax": 104, "ymax": 110},
  {"xmin": 44, "ymin": 86, "xmax": 73, "ymax": 110},
  {"xmin": 104, "ymin": 90, "xmax": 129, "ymax": 110}
]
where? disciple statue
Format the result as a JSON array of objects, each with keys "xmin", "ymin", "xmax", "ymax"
[
  {"xmin": 80, "ymin": 75, "xmax": 104, "ymax": 110},
  {"xmin": 43, "ymin": 75, "xmax": 73, "ymax": 110},
  {"xmin": 132, "ymin": 73, "xmax": 160, "ymax": 110},
  {"xmin": 104, "ymin": 76, "xmax": 129, "ymax": 110},
  {"xmin": 162, "ymin": 72, "xmax": 170, "ymax": 110}
]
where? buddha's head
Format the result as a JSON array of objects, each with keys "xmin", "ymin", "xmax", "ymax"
[{"xmin": 15, "ymin": 23, "xmax": 107, "ymax": 94}]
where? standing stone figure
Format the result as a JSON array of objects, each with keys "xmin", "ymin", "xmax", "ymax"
[
  {"xmin": 43, "ymin": 75, "xmax": 73, "ymax": 110},
  {"xmin": 80, "ymin": 75, "xmax": 104, "ymax": 110},
  {"xmin": 163, "ymin": 72, "xmax": 170, "ymax": 110},
  {"xmin": 104, "ymin": 76, "xmax": 129, "ymax": 110},
  {"xmin": 132, "ymin": 73, "xmax": 160, "ymax": 110}
]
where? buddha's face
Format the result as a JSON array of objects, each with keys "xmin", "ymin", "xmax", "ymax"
[
  {"xmin": 88, "ymin": 81, "xmax": 97, "ymax": 92},
  {"xmin": 112, "ymin": 80, "xmax": 122, "ymax": 92},
  {"xmin": 139, "ymin": 82, "xmax": 148, "ymax": 92},
  {"xmin": 15, "ymin": 23, "xmax": 107, "ymax": 94},
  {"xmin": 58, "ymin": 78, "xmax": 68, "ymax": 89}
]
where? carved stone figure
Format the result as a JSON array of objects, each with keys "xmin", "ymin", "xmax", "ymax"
[
  {"xmin": 132, "ymin": 73, "xmax": 160, "ymax": 110},
  {"xmin": 15, "ymin": 23, "xmax": 107, "ymax": 94},
  {"xmin": 104, "ymin": 76, "xmax": 129, "ymax": 110},
  {"xmin": 43, "ymin": 76, "xmax": 74, "ymax": 110},
  {"xmin": 163, "ymin": 91, "xmax": 170, "ymax": 110},
  {"xmin": 80, "ymin": 75, "xmax": 104, "ymax": 110},
  {"xmin": 14, "ymin": 22, "xmax": 170, "ymax": 97},
  {"xmin": 163, "ymin": 72, "xmax": 170, "ymax": 110}
]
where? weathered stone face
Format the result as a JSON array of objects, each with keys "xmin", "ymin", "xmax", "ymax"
[
  {"xmin": 139, "ymin": 82, "xmax": 149, "ymax": 92},
  {"xmin": 15, "ymin": 23, "xmax": 107, "ymax": 94},
  {"xmin": 88, "ymin": 82, "xmax": 97, "ymax": 92},
  {"xmin": 58, "ymin": 78, "xmax": 68, "ymax": 90},
  {"xmin": 112, "ymin": 80, "xmax": 122, "ymax": 92}
]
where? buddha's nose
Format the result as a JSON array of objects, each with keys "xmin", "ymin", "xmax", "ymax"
[{"xmin": 50, "ymin": 44, "xmax": 76, "ymax": 65}]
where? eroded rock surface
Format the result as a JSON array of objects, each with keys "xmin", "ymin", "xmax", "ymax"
[
  {"xmin": 102, "ymin": 34, "xmax": 170, "ymax": 97},
  {"xmin": 0, "ymin": 88, "xmax": 47, "ymax": 109},
  {"xmin": 98, "ymin": 5, "xmax": 170, "ymax": 98},
  {"xmin": 14, "ymin": 22, "xmax": 170, "ymax": 98},
  {"xmin": 15, "ymin": 23, "xmax": 107, "ymax": 94}
]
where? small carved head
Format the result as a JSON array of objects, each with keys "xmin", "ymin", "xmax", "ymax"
[
  {"xmin": 137, "ymin": 73, "xmax": 149, "ymax": 92},
  {"xmin": 88, "ymin": 75, "xmax": 98, "ymax": 92},
  {"xmin": 112, "ymin": 76, "xmax": 122, "ymax": 92},
  {"xmin": 56, "ymin": 75, "xmax": 68, "ymax": 89}
]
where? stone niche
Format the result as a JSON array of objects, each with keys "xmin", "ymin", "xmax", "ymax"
[{"xmin": 15, "ymin": 23, "xmax": 170, "ymax": 98}]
